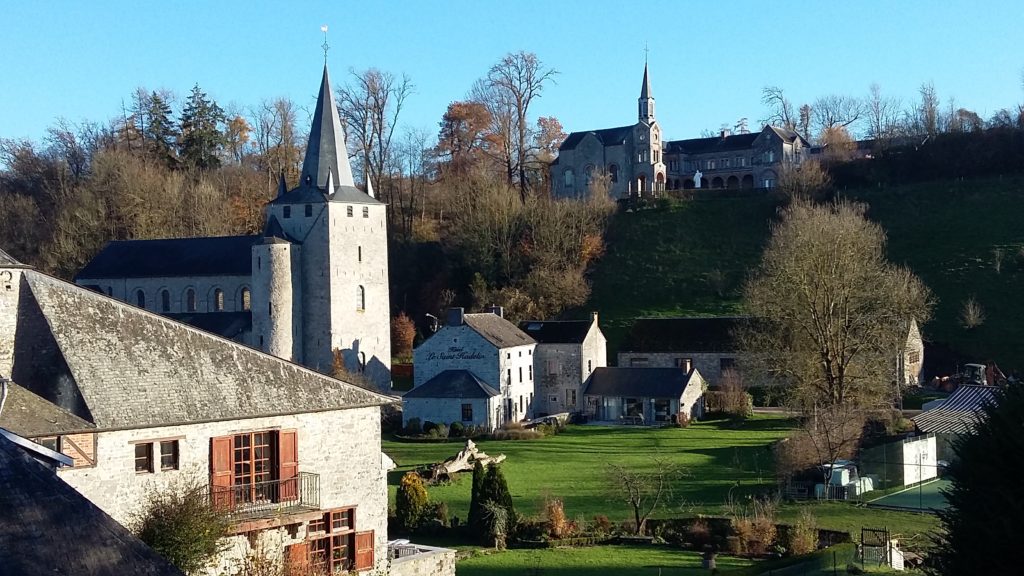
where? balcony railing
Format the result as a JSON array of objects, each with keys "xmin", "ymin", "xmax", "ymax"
[{"xmin": 208, "ymin": 472, "xmax": 320, "ymax": 520}]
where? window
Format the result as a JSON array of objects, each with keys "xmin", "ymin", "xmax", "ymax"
[
  {"xmin": 608, "ymin": 164, "xmax": 619, "ymax": 183},
  {"xmin": 546, "ymin": 359, "xmax": 560, "ymax": 376},
  {"xmin": 135, "ymin": 290, "xmax": 145, "ymax": 308},
  {"xmin": 347, "ymin": 205, "xmax": 353, "ymax": 217},
  {"xmin": 908, "ymin": 351, "xmax": 921, "ymax": 364},
  {"xmin": 135, "ymin": 443, "xmax": 153, "ymax": 473},
  {"xmin": 707, "ymin": 159, "xmax": 716, "ymax": 170},
  {"xmin": 462, "ymin": 403, "xmax": 473, "ymax": 422},
  {"xmin": 38, "ymin": 437, "xmax": 60, "ymax": 452},
  {"xmin": 213, "ymin": 288, "xmax": 224, "ymax": 311},
  {"xmin": 528, "ymin": 365, "xmax": 533, "ymax": 380},
  {"xmin": 304, "ymin": 204, "xmax": 313, "ymax": 217},
  {"xmin": 763, "ymin": 178, "xmax": 776, "ymax": 189},
  {"xmin": 721, "ymin": 158, "xmax": 730, "ymax": 169},
  {"xmin": 736, "ymin": 156, "xmax": 746, "ymax": 167},
  {"xmin": 357, "ymin": 246, "xmax": 362, "ymax": 262},
  {"xmin": 160, "ymin": 289, "xmax": 170, "ymax": 312},
  {"xmin": 629, "ymin": 357, "xmax": 649, "ymax": 367},
  {"xmin": 584, "ymin": 164, "xmax": 595, "ymax": 187},
  {"xmin": 563, "ymin": 169, "xmax": 574, "ymax": 188},
  {"xmin": 160, "ymin": 440, "xmax": 179, "ymax": 471},
  {"xmin": 362, "ymin": 206, "xmax": 369, "ymax": 218},
  {"xmin": 186, "ymin": 289, "xmax": 197, "ymax": 312},
  {"xmin": 765, "ymin": 150, "xmax": 775, "ymax": 163},
  {"xmin": 507, "ymin": 368, "xmax": 511, "ymax": 384},
  {"xmin": 356, "ymin": 285, "xmax": 365, "ymax": 311},
  {"xmin": 566, "ymin": 389, "xmax": 577, "ymax": 406},
  {"xmin": 518, "ymin": 366, "xmax": 523, "ymax": 383},
  {"xmin": 241, "ymin": 288, "xmax": 251, "ymax": 311},
  {"xmin": 283, "ymin": 206, "xmax": 291, "ymax": 219},
  {"xmin": 105, "ymin": 286, "xmax": 113, "ymax": 296},
  {"xmin": 675, "ymin": 358, "xmax": 693, "ymax": 372},
  {"xmin": 301, "ymin": 508, "xmax": 371, "ymax": 574},
  {"xmin": 588, "ymin": 360, "xmax": 593, "ymax": 374},
  {"xmin": 209, "ymin": 430, "xmax": 298, "ymax": 508},
  {"xmin": 669, "ymin": 160, "xmax": 679, "ymax": 171}
]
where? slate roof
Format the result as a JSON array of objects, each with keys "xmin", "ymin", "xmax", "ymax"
[
  {"xmin": 664, "ymin": 133, "xmax": 760, "ymax": 155},
  {"xmin": 403, "ymin": 370, "xmax": 499, "ymax": 399},
  {"xmin": 163, "ymin": 311, "xmax": 252, "ymax": 340},
  {"xmin": 584, "ymin": 367, "xmax": 698, "ymax": 399},
  {"xmin": 560, "ymin": 125, "xmax": 633, "ymax": 151},
  {"xmin": 0, "ymin": 248, "xmax": 24, "ymax": 266},
  {"xmin": 0, "ymin": 433, "xmax": 185, "ymax": 576},
  {"xmin": 463, "ymin": 313, "xmax": 536, "ymax": 349},
  {"xmin": 301, "ymin": 65, "xmax": 356, "ymax": 189},
  {"xmin": 0, "ymin": 382, "xmax": 95, "ymax": 438},
  {"xmin": 621, "ymin": 317, "xmax": 747, "ymax": 353},
  {"xmin": 5, "ymin": 269, "xmax": 393, "ymax": 433},
  {"xmin": 518, "ymin": 319, "xmax": 593, "ymax": 344},
  {"xmin": 639, "ymin": 62, "xmax": 652, "ymax": 99},
  {"xmin": 75, "ymin": 235, "xmax": 261, "ymax": 280},
  {"xmin": 270, "ymin": 182, "xmax": 381, "ymax": 206},
  {"xmin": 913, "ymin": 385, "xmax": 999, "ymax": 435}
]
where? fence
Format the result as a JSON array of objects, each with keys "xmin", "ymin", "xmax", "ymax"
[{"xmin": 206, "ymin": 472, "xmax": 320, "ymax": 519}]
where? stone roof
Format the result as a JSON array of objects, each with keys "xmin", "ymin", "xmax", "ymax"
[
  {"xmin": 0, "ymin": 382, "xmax": 95, "ymax": 438},
  {"xmin": 913, "ymin": 385, "xmax": 999, "ymax": 435},
  {"xmin": 664, "ymin": 133, "xmax": 759, "ymax": 155},
  {"xmin": 163, "ymin": 311, "xmax": 252, "ymax": 340},
  {"xmin": 518, "ymin": 319, "xmax": 593, "ymax": 344},
  {"xmin": 0, "ymin": 433, "xmax": 185, "ymax": 576},
  {"xmin": 6, "ymin": 269, "xmax": 394, "ymax": 433},
  {"xmin": 584, "ymin": 367, "xmax": 700, "ymax": 399},
  {"xmin": 560, "ymin": 125, "xmax": 633, "ymax": 152},
  {"xmin": 621, "ymin": 316, "xmax": 747, "ymax": 353},
  {"xmin": 403, "ymin": 370, "xmax": 499, "ymax": 399},
  {"xmin": 74, "ymin": 235, "xmax": 261, "ymax": 280},
  {"xmin": 463, "ymin": 313, "xmax": 535, "ymax": 349},
  {"xmin": 0, "ymin": 248, "xmax": 25, "ymax": 266}
]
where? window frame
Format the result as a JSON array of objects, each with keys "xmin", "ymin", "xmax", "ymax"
[
  {"xmin": 135, "ymin": 443, "xmax": 154, "ymax": 474},
  {"xmin": 160, "ymin": 440, "xmax": 180, "ymax": 471},
  {"xmin": 461, "ymin": 403, "xmax": 473, "ymax": 422},
  {"xmin": 347, "ymin": 205, "xmax": 354, "ymax": 217},
  {"xmin": 362, "ymin": 206, "xmax": 369, "ymax": 218}
]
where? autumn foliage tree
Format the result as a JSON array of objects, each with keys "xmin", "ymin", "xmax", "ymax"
[{"xmin": 391, "ymin": 312, "xmax": 416, "ymax": 360}]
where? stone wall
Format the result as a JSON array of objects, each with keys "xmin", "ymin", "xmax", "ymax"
[
  {"xmin": 251, "ymin": 241, "xmax": 302, "ymax": 361},
  {"xmin": 389, "ymin": 546, "xmax": 457, "ymax": 576},
  {"xmin": 618, "ymin": 351, "xmax": 737, "ymax": 387},
  {"xmin": 0, "ymin": 267, "xmax": 24, "ymax": 377},
  {"xmin": 413, "ymin": 325, "xmax": 499, "ymax": 388},
  {"xmin": 57, "ymin": 406, "xmax": 390, "ymax": 575},
  {"xmin": 402, "ymin": 396, "xmax": 500, "ymax": 431},
  {"xmin": 74, "ymin": 274, "xmax": 252, "ymax": 315},
  {"xmin": 534, "ymin": 343, "xmax": 583, "ymax": 415}
]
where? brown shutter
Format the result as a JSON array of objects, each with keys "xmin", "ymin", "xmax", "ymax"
[
  {"xmin": 278, "ymin": 430, "xmax": 299, "ymax": 501},
  {"xmin": 354, "ymin": 530, "xmax": 374, "ymax": 571},
  {"xmin": 285, "ymin": 542, "xmax": 310, "ymax": 576},
  {"xmin": 210, "ymin": 436, "xmax": 234, "ymax": 509}
]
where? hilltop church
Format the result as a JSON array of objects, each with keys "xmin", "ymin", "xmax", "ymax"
[
  {"xmin": 550, "ymin": 63, "xmax": 811, "ymax": 199},
  {"xmin": 75, "ymin": 64, "xmax": 393, "ymax": 389}
]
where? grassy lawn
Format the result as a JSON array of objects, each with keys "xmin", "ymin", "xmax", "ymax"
[
  {"xmin": 384, "ymin": 416, "xmax": 793, "ymax": 523},
  {"xmin": 455, "ymin": 545, "xmax": 753, "ymax": 576},
  {"xmin": 583, "ymin": 176, "xmax": 1024, "ymax": 370}
]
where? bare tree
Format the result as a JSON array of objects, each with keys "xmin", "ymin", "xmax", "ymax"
[
  {"xmin": 777, "ymin": 160, "xmax": 831, "ymax": 200},
  {"xmin": 483, "ymin": 51, "xmax": 558, "ymax": 202},
  {"xmin": 606, "ymin": 458, "xmax": 679, "ymax": 535},
  {"xmin": 739, "ymin": 199, "xmax": 933, "ymax": 410},
  {"xmin": 917, "ymin": 82, "xmax": 939, "ymax": 137},
  {"xmin": 811, "ymin": 94, "xmax": 864, "ymax": 141},
  {"xmin": 960, "ymin": 297, "xmax": 985, "ymax": 329},
  {"xmin": 249, "ymin": 98, "xmax": 302, "ymax": 188},
  {"xmin": 866, "ymin": 83, "xmax": 902, "ymax": 142},
  {"xmin": 761, "ymin": 86, "xmax": 796, "ymax": 130}
]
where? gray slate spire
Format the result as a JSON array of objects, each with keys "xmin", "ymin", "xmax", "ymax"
[
  {"xmin": 640, "ymin": 62, "xmax": 652, "ymax": 99},
  {"xmin": 300, "ymin": 65, "xmax": 355, "ymax": 191}
]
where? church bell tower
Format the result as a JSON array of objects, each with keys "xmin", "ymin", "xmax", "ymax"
[{"xmin": 638, "ymin": 62, "xmax": 655, "ymax": 124}]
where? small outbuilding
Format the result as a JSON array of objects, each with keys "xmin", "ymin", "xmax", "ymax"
[
  {"xmin": 402, "ymin": 370, "xmax": 502, "ymax": 431},
  {"xmin": 583, "ymin": 367, "xmax": 706, "ymax": 425}
]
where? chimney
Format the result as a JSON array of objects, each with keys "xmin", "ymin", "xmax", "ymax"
[
  {"xmin": 486, "ymin": 305, "xmax": 504, "ymax": 319},
  {"xmin": 720, "ymin": 129, "xmax": 731, "ymax": 139},
  {"xmin": 591, "ymin": 311, "xmax": 599, "ymax": 325},
  {"xmin": 446, "ymin": 307, "xmax": 465, "ymax": 326}
]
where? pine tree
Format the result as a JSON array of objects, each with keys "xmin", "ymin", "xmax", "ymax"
[
  {"xmin": 146, "ymin": 92, "xmax": 177, "ymax": 167},
  {"xmin": 178, "ymin": 84, "xmax": 226, "ymax": 170},
  {"xmin": 479, "ymin": 463, "xmax": 515, "ymax": 524},
  {"xmin": 468, "ymin": 461, "xmax": 485, "ymax": 533}
]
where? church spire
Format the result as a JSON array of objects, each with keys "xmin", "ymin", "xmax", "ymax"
[
  {"xmin": 300, "ymin": 64, "xmax": 355, "ymax": 191},
  {"xmin": 638, "ymin": 61, "xmax": 655, "ymax": 123}
]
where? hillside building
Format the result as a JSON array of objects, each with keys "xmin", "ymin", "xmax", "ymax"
[
  {"xmin": 550, "ymin": 63, "xmax": 810, "ymax": 199},
  {"xmin": 74, "ymin": 64, "xmax": 392, "ymax": 390},
  {"xmin": 519, "ymin": 313, "xmax": 607, "ymax": 416},
  {"xmin": 583, "ymin": 367, "xmax": 707, "ymax": 424}
]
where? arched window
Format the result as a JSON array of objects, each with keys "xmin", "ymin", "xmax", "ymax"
[
  {"xmin": 135, "ymin": 290, "xmax": 145, "ymax": 308},
  {"xmin": 357, "ymin": 285, "xmax": 366, "ymax": 311},
  {"xmin": 563, "ymin": 169, "xmax": 574, "ymax": 188},
  {"xmin": 160, "ymin": 290, "xmax": 170, "ymax": 312},
  {"xmin": 186, "ymin": 289, "xmax": 196, "ymax": 312},
  {"xmin": 608, "ymin": 164, "xmax": 619, "ymax": 183},
  {"xmin": 584, "ymin": 164, "xmax": 595, "ymax": 188},
  {"xmin": 241, "ymin": 288, "xmax": 251, "ymax": 311},
  {"xmin": 213, "ymin": 288, "xmax": 224, "ymax": 311}
]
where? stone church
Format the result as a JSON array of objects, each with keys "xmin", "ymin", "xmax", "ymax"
[
  {"xmin": 75, "ymin": 64, "xmax": 392, "ymax": 389},
  {"xmin": 551, "ymin": 63, "xmax": 810, "ymax": 199}
]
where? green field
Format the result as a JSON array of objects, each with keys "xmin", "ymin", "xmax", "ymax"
[
  {"xmin": 585, "ymin": 176, "xmax": 1024, "ymax": 370},
  {"xmin": 456, "ymin": 545, "xmax": 753, "ymax": 576}
]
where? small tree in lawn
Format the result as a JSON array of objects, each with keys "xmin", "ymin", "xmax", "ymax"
[
  {"xmin": 132, "ymin": 479, "xmax": 231, "ymax": 575},
  {"xmin": 468, "ymin": 461, "xmax": 486, "ymax": 533},
  {"xmin": 473, "ymin": 463, "xmax": 516, "ymax": 544},
  {"xmin": 395, "ymin": 471, "xmax": 429, "ymax": 532},
  {"xmin": 606, "ymin": 457, "xmax": 679, "ymax": 535}
]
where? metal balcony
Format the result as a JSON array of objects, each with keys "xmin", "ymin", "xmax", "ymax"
[{"xmin": 208, "ymin": 472, "xmax": 320, "ymax": 520}]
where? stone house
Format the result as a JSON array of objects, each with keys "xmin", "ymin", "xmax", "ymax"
[
  {"xmin": 583, "ymin": 367, "xmax": 706, "ymax": 424},
  {"xmin": 518, "ymin": 313, "xmax": 607, "ymax": 416},
  {"xmin": 74, "ymin": 63, "xmax": 392, "ymax": 390},
  {"xmin": 0, "ymin": 250, "xmax": 454, "ymax": 576},
  {"xmin": 406, "ymin": 307, "xmax": 536, "ymax": 431},
  {"xmin": 550, "ymin": 63, "xmax": 809, "ymax": 199},
  {"xmin": 618, "ymin": 317, "xmax": 744, "ymax": 388}
]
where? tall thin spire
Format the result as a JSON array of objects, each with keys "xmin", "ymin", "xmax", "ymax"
[
  {"xmin": 638, "ymin": 59, "xmax": 655, "ymax": 123},
  {"xmin": 300, "ymin": 64, "xmax": 356, "ymax": 190},
  {"xmin": 640, "ymin": 61, "xmax": 652, "ymax": 99}
]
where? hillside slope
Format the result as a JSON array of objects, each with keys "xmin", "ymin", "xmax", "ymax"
[{"xmin": 585, "ymin": 176, "xmax": 1024, "ymax": 372}]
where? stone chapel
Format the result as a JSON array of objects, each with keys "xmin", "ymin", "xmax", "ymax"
[{"xmin": 75, "ymin": 63, "xmax": 393, "ymax": 390}]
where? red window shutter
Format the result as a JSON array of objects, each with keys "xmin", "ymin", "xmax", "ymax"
[
  {"xmin": 354, "ymin": 530, "xmax": 374, "ymax": 571},
  {"xmin": 278, "ymin": 430, "xmax": 299, "ymax": 501},
  {"xmin": 285, "ymin": 542, "xmax": 310, "ymax": 576},
  {"xmin": 210, "ymin": 436, "xmax": 234, "ymax": 509}
]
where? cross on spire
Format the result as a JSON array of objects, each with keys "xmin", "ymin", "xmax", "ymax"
[
  {"xmin": 321, "ymin": 25, "xmax": 330, "ymax": 62},
  {"xmin": 644, "ymin": 42, "xmax": 649, "ymax": 65}
]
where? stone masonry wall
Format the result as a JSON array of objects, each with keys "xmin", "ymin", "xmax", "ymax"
[
  {"xmin": 74, "ymin": 274, "xmax": 252, "ymax": 315},
  {"xmin": 618, "ymin": 351, "xmax": 738, "ymax": 387},
  {"xmin": 390, "ymin": 547, "xmax": 457, "ymax": 576},
  {"xmin": 0, "ymin": 267, "xmax": 24, "ymax": 378},
  {"xmin": 57, "ymin": 406, "xmax": 389, "ymax": 575}
]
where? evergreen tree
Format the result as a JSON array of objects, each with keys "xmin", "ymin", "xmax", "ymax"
[
  {"xmin": 468, "ymin": 461, "xmax": 485, "ymax": 533},
  {"xmin": 178, "ymin": 84, "xmax": 226, "ymax": 170},
  {"xmin": 394, "ymin": 471, "xmax": 428, "ymax": 532},
  {"xmin": 928, "ymin": 386, "xmax": 1023, "ymax": 575},
  {"xmin": 479, "ymin": 463, "xmax": 515, "ymax": 526},
  {"xmin": 145, "ymin": 92, "xmax": 177, "ymax": 167}
]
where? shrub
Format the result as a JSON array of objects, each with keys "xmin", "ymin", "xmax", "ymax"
[
  {"xmin": 687, "ymin": 517, "xmax": 712, "ymax": 548},
  {"xmin": 730, "ymin": 518, "xmax": 754, "ymax": 554},
  {"xmin": 133, "ymin": 480, "xmax": 231, "ymax": 575},
  {"xmin": 449, "ymin": 421, "xmax": 465, "ymax": 437},
  {"xmin": 391, "ymin": 312, "xmax": 416, "ymax": 360},
  {"xmin": 591, "ymin": 514, "xmax": 613, "ymax": 535},
  {"xmin": 426, "ymin": 423, "xmax": 449, "ymax": 439},
  {"xmin": 544, "ymin": 498, "xmax": 568, "ymax": 539},
  {"xmin": 787, "ymin": 509, "xmax": 818, "ymax": 555},
  {"xmin": 404, "ymin": 418, "xmax": 422, "ymax": 435},
  {"xmin": 422, "ymin": 421, "xmax": 438, "ymax": 434},
  {"xmin": 426, "ymin": 501, "xmax": 449, "ymax": 527},
  {"xmin": 720, "ymin": 369, "xmax": 752, "ymax": 419},
  {"xmin": 395, "ymin": 471, "xmax": 429, "ymax": 531}
]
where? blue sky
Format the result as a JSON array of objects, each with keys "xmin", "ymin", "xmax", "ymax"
[{"xmin": 2, "ymin": 0, "xmax": 1022, "ymax": 144}]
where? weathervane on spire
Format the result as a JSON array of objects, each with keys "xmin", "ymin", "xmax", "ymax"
[
  {"xmin": 644, "ymin": 42, "xmax": 649, "ymax": 65},
  {"xmin": 321, "ymin": 25, "xmax": 330, "ymax": 62}
]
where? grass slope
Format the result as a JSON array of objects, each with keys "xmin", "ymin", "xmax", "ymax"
[{"xmin": 586, "ymin": 176, "xmax": 1024, "ymax": 369}]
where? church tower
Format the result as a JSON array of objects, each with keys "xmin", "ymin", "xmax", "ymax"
[
  {"xmin": 252, "ymin": 63, "xmax": 392, "ymax": 390},
  {"xmin": 638, "ymin": 62, "xmax": 655, "ymax": 124},
  {"xmin": 631, "ymin": 62, "xmax": 665, "ymax": 195}
]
